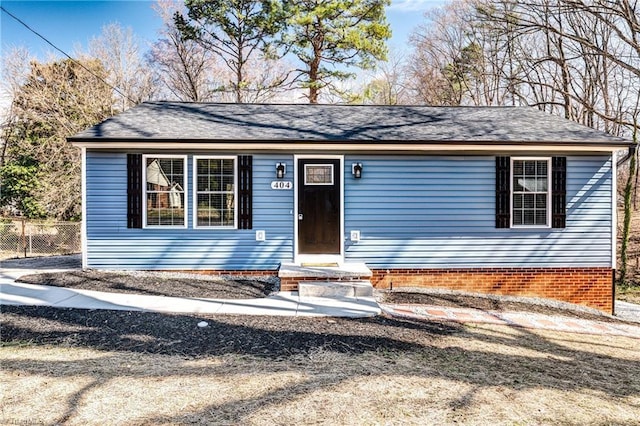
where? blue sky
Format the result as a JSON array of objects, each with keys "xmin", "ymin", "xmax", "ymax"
[{"xmin": 1, "ymin": 0, "xmax": 447, "ymax": 60}]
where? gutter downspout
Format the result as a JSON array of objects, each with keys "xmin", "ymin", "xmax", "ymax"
[{"xmin": 617, "ymin": 145, "xmax": 636, "ymax": 167}]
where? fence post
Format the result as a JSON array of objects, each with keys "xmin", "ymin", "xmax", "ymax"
[{"xmin": 21, "ymin": 218, "xmax": 26, "ymax": 258}]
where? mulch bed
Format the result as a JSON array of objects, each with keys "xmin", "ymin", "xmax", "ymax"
[
  {"xmin": 0, "ymin": 305, "xmax": 459, "ymax": 358},
  {"xmin": 16, "ymin": 270, "xmax": 277, "ymax": 300}
]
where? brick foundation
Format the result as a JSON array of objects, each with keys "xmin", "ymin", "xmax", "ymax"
[
  {"xmin": 169, "ymin": 270, "xmax": 278, "ymax": 278},
  {"xmin": 370, "ymin": 267, "xmax": 614, "ymax": 313}
]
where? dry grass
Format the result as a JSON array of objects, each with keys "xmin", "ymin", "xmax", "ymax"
[
  {"xmin": 618, "ymin": 285, "xmax": 640, "ymax": 304},
  {"xmin": 2, "ymin": 321, "xmax": 639, "ymax": 425}
]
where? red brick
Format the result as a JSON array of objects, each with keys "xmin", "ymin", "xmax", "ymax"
[{"xmin": 371, "ymin": 267, "xmax": 613, "ymax": 313}]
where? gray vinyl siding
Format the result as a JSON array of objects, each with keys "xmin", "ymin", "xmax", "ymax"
[
  {"xmin": 85, "ymin": 151, "xmax": 294, "ymax": 270},
  {"xmin": 344, "ymin": 155, "xmax": 612, "ymax": 268}
]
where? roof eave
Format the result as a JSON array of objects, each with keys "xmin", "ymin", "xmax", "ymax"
[{"xmin": 68, "ymin": 137, "xmax": 630, "ymax": 152}]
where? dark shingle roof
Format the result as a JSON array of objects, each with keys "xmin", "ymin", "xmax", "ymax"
[{"xmin": 69, "ymin": 102, "xmax": 628, "ymax": 146}]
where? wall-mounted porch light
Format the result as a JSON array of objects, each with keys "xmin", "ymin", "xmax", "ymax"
[
  {"xmin": 352, "ymin": 163, "xmax": 363, "ymax": 179},
  {"xmin": 275, "ymin": 163, "xmax": 286, "ymax": 179}
]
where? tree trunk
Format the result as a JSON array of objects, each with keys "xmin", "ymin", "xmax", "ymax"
[
  {"xmin": 308, "ymin": 47, "xmax": 321, "ymax": 104},
  {"xmin": 620, "ymin": 127, "xmax": 639, "ymax": 286}
]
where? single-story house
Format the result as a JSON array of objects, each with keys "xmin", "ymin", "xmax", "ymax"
[{"xmin": 69, "ymin": 102, "xmax": 631, "ymax": 313}]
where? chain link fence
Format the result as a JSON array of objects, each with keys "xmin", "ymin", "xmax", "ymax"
[{"xmin": 0, "ymin": 218, "xmax": 81, "ymax": 259}]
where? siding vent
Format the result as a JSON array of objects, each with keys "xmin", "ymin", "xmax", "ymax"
[
  {"xmin": 127, "ymin": 153, "xmax": 143, "ymax": 229},
  {"xmin": 238, "ymin": 155, "xmax": 253, "ymax": 229}
]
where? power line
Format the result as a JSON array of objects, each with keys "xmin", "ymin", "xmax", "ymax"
[{"xmin": 0, "ymin": 5, "xmax": 137, "ymax": 105}]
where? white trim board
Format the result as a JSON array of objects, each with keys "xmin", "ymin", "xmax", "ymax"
[{"xmin": 71, "ymin": 142, "xmax": 627, "ymax": 153}]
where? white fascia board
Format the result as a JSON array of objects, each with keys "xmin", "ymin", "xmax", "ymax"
[{"xmin": 71, "ymin": 142, "xmax": 626, "ymax": 153}]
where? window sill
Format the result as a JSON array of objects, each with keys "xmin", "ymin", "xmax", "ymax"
[
  {"xmin": 193, "ymin": 226, "xmax": 238, "ymax": 230},
  {"xmin": 510, "ymin": 225, "xmax": 552, "ymax": 229},
  {"xmin": 142, "ymin": 225, "xmax": 188, "ymax": 230}
]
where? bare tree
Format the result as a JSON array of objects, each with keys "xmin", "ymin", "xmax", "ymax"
[
  {"xmin": 408, "ymin": 0, "xmax": 514, "ymax": 106},
  {"xmin": 148, "ymin": 0, "xmax": 222, "ymax": 102},
  {"xmin": 341, "ymin": 52, "xmax": 411, "ymax": 105},
  {"xmin": 89, "ymin": 23, "xmax": 156, "ymax": 110},
  {"xmin": 175, "ymin": 0, "xmax": 289, "ymax": 103},
  {"xmin": 1, "ymin": 46, "xmax": 32, "ymax": 168},
  {"xmin": 480, "ymin": 0, "xmax": 639, "ymax": 133}
]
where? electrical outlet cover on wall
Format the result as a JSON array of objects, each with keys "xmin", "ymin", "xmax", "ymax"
[
  {"xmin": 256, "ymin": 230, "xmax": 266, "ymax": 241},
  {"xmin": 350, "ymin": 230, "xmax": 360, "ymax": 242}
]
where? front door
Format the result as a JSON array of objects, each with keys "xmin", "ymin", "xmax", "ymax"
[{"xmin": 298, "ymin": 159, "xmax": 341, "ymax": 255}]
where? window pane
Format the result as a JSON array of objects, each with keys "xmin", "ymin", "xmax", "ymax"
[
  {"xmin": 512, "ymin": 159, "xmax": 550, "ymax": 227},
  {"xmin": 513, "ymin": 178, "xmax": 524, "ymax": 192},
  {"xmin": 537, "ymin": 178, "xmax": 547, "ymax": 192},
  {"xmin": 523, "ymin": 194, "xmax": 534, "ymax": 208},
  {"xmin": 512, "ymin": 161, "xmax": 523, "ymax": 176},
  {"xmin": 223, "ymin": 176, "xmax": 234, "ymax": 190},
  {"xmin": 523, "ymin": 210, "xmax": 535, "ymax": 225},
  {"xmin": 513, "ymin": 210, "xmax": 523, "ymax": 225},
  {"xmin": 521, "ymin": 178, "xmax": 537, "ymax": 192},
  {"xmin": 196, "ymin": 157, "xmax": 236, "ymax": 227},
  {"xmin": 537, "ymin": 161, "xmax": 547, "ymax": 175},
  {"xmin": 209, "ymin": 176, "xmax": 221, "ymax": 192},
  {"xmin": 513, "ymin": 194, "xmax": 523, "ymax": 208},
  {"xmin": 305, "ymin": 165, "xmax": 333, "ymax": 185},
  {"xmin": 145, "ymin": 157, "xmax": 185, "ymax": 227},
  {"xmin": 197, "ymin": 176, "xmax": 208, "ymax": 192},
  {"xmin": 223, "ymin": 159, "xmax": 234, "ymax": 174},
  {"xmin": 524, "ymin": 161, "xmax": 536, "ymax": 175}
]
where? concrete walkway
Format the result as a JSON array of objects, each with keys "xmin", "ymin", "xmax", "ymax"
[
  {"xmin": 0, "ymin": 281, "xmax": 381, "ymax": 318},
  {"xmin": 1, "ymin": 255, "xmax": 640, "ymax": 337},
  {"xmin": 0, "ymin": 274, "xmax": 381, "ymax": 319}
]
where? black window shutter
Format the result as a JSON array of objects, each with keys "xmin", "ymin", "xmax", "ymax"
[
  {"xmin": 496, "ymin": 156, "xmax": 511, "ymax": 228},
  {"xmin": 551, "ymin": 157, "xmax": 567, "ymax": 228},
  {"xmin": 238, "ymin": 155, "xmax": 253, "ymax": 230},
  {"xmin": 127, "ymin": 154, "xmax": 143, "ymax": 229}
]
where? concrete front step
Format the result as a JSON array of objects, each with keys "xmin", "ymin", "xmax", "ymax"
[
  {"xmin": 278, "ymin": 263, "xmax": 373, "ymax": 293},
  {"xmin": 298, "ymin": 280, "xmax": 374, "ymax": 298},
  {"xmin": 279, "ymin": 262, "xmax": 372, "ymax": 280}
]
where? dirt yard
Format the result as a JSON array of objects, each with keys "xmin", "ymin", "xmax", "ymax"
[{"xmin": 2, "ymin": 305, "xmax": 639, "ymax": 425}]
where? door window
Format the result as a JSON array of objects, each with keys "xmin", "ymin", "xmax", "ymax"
[{"xmin": 304, "ymin": 164, "xmax": 334, "ymax": 185}]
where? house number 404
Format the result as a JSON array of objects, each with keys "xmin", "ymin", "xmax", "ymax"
[{"xmin": 271, "ymin": 181, "xmax": 293, "ymax": 190}]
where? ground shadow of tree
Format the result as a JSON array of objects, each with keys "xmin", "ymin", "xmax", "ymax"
[{"xmin": 1, "ymin": 306, "xmax": 457, "ymax": 357}]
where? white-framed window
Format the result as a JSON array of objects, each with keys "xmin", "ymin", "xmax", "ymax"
[
  {"xmin": 193, "ymin": 156, "xmax": 237, "ymax": 229},
  {"xmin": 143, "ymin": 155, "xmax": 187, "ymax": 228},
  {"xmin": 304, "ymin": 164, "xmax": 334, "ymax": 185},
  {"xmin": 511, "ymin": 157, "xmax": 551, "ymax": 228}
]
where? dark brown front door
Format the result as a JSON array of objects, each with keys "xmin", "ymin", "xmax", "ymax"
[{"xmin": 298, "ymin": 159, "xmax": 341, "ymax": 255}]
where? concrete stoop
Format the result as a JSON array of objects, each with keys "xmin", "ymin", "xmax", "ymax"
[
  {"xmin": 298, "ymin": 280, "xmax": 374, "ymax": 298},
  {"xmin": 278, "ymin": 262, "xmax": 374, "ymax": 299}
]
